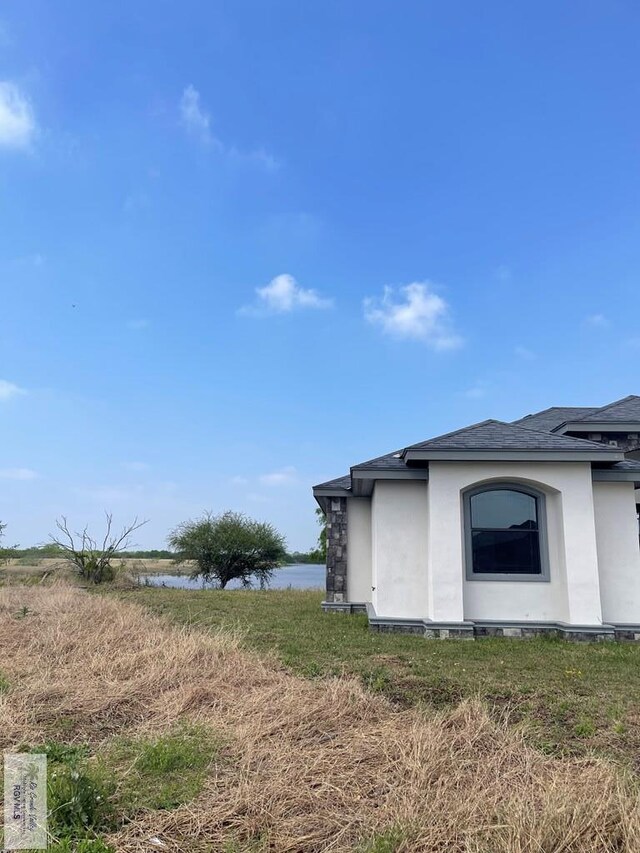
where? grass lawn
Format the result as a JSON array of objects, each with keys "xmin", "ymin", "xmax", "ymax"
[
  {"xmin": 118, "ymin": 586, "xmax": 640, "ymax": 770},
  {"xmin": 6, "ymin": 583, "xmax": 639, "ymax": 852}
]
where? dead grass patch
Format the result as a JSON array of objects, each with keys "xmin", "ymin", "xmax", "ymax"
[{"xmin": 1, "ymin": 583, "xmax": 639, "ymax": 852}]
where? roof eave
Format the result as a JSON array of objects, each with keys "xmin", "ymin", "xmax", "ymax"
[
  {"xmin": 403, "ymin": 448, "xmax": 625, "ymax": 463},
  {"xmin": 554, "ymin": 421, "xmax": 640, "ymax": 435},
  {"xmin": 591, "ymin": 469, "xmax": 640, "ymax": 486}
]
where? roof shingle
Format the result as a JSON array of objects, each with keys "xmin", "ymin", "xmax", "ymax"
[
  {"xmin": 573, "ymin": 395, "xmax": 640, "ymax": 424},
  {"xmin": 512, "ymin": 407, "xmax": 598, "ymax": 432},
  {"xmin": 405, "ymin": 420, "xmax": 617, "ymax": 453}
]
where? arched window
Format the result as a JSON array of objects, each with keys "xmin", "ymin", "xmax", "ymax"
[{"xmin": 464, "ymin": 484, "xmax": 549, "ymax": 581}]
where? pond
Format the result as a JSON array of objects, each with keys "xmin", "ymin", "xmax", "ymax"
[{"xmin": 140, "ymin": 563, "xmax": 325, "ymax": 591}]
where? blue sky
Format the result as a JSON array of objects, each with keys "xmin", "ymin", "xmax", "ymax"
[{"xmin": 1, "ymin": 1, "xmax": 640, "ymax": 550}]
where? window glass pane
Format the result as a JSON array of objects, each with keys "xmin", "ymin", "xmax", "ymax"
[
  {"xmin": 472, "ymin": 529, "xmax": 541, "ymax": 574},
  {"xmin": 470, "ymin": 490, "xmax": 537, "ymax": 530}
]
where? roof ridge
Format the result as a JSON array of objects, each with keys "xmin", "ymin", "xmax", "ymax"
[
  {"xmin": 404, "ymin": 419, "xmax": 497, "ymax": 451},
  {"xmin": 351, "ymin": 449, "xmax": 404, "ymax": 469},
  {"xmin": 506, "ymin": 419, "xmax": 609, "ymax": 448},
  {"xmin": 516, "ymin": 405, "xmax": 566, "ymax": 421},
  {"xmin": 573, "ymin": 394, "xmax": 640, "ymax": 422}
]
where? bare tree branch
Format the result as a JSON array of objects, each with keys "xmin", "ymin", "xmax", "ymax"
[{"xmin": 49, "ymin": 513, "xmax": 149, "ymax": 584}]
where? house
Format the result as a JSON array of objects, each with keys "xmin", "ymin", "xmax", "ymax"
[{"xmin": 313, "ymin": 395, "xmax": 640, "ymax": 641}]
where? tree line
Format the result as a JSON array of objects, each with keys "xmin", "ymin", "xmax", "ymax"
[{"xmin": 0, "ymin": 509, "xmax": 327, "ymax": 588}]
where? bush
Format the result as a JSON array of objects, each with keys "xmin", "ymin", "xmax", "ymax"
[{"xmin": 168, "ymin": 510, "xmax": 287, "ymax": 589}]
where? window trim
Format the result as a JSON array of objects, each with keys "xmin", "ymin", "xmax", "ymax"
[{"xmin": 463, "ymin": 483, "xmax": 550, "ymax": 582}]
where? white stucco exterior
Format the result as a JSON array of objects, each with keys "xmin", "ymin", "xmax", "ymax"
[
  {"xmin": 371, "ymin": 480, "xmax": 429, "ymax": 618},
  {"xmin": 346, "ymin": 497, "xmax": 372, "ymax": 602},
  {"xmin": 593, "ymin": 481, "xmax": 640, "ymax": 624},
  {"xmin": 340, "ymin": 462, "xmax": 640, "ymax": 629}
]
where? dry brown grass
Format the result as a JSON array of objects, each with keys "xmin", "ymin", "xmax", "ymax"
[{"xmin": 1, "ymin": 583, "xmax": 639, "ymax": 852}]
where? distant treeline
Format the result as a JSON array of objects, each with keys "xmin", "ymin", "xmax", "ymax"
[
  {"xmin": 283, "ymin": 550, "xmax": 324, "ymax": 564},
  {"xmin": 10, "ymin": 544, "xmax": 324, "ymax": 564}
]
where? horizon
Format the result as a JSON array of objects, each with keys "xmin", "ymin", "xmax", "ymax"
[{"xmin": 1, "ymin": 1, "xmax": 640, "ymax": 550}]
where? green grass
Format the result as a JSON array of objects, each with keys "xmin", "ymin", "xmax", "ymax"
[
  {"xmin": 104, "ymin": 725, "xmax": 220, "ymax": 813},
  {"xmin": 7, "ymin": 726, "xmax": 220, "ymax": 851},
  {"xmin": 117, "ymin": 587, "xmax": 640, "ymax": 769}
]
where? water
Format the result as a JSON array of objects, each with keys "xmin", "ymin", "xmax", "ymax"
[{"xmin": 140, "ymin": 563, "xmax": 325, "ymax": 591}]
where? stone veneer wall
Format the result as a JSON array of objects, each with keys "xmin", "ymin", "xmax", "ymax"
[{"xmin": 325, "ymin": 497, "xmax": 347, "ymax": 603}]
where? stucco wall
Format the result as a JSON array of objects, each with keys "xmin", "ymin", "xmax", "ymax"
[
  {"xmin": 371, "ymin": 480, "xmax": 429, "ymax": 618},
  {"xmin": 593, "ymin": 481, "xmax": 640, "ymax": 624},
  {"xmin": 429, "ymin": 461, "xmax": 602, "ymax": 625},
  {"xmin": 351, "ymin": 462, "xmax": 640, "ymax": 627},
  {"xmin": 347, "ymin": 498, "xmax": 372, "ymax": 603}
]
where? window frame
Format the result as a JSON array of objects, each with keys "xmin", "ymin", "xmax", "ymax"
[{"xmin": 463, "ymin": 483, "xmax": 550, "ymax": 582}]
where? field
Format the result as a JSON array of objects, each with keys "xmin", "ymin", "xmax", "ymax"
[
  {"xmin": 1, "ymin": 556, "xmax": 179, "ymax": 579},
  {"xmin": 120, "ymin": 587, "xmax": 640, "ymax": 770},
  {"xmin": 2, "ymin": 580, "xmax": 640, "ymax": 851}
]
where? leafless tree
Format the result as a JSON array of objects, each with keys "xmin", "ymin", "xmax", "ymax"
[{"xmin": 50, "ymin": 513, "xmax": 148, "ymax": 584}]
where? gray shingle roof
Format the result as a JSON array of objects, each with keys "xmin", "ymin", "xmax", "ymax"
[
  {"xmin": 314, "ymin": 474, "xmax": 351, "ymax": 490},
  {"xmin": 573, "ymin": 395, "xmax": 640, "ymax": 424},
  {"xmin": 405, "ymin": 420, "xmax": 617, "ymax": 453},
  {"xmin": 351, "ymin": 450, "xmax": 405, "ymax": 471},
  {"xmin": 315, "ymin": 399, "xmax": 639, "ymax": 493},
  {"xmin": 607, "ymin": 459, "xmax": 640, "ymax": 472},
  {"xmin": 512, "ymin": 407, "xmax": 598, "ymax": 432}
]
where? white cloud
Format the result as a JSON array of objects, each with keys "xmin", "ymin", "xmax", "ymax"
[
  {"xmin": 230, "ymin": 475, "xmax": 249, "ymax": 486},
  {"xmin": 179, "ymin": 85, "xmax": 277, "ymax": 169},
  {"xmin": 585, "ymin": 313, "xmax": 609, "ymax": 328},
  {"xmin": 241, "ymin": 274, "xmax": 333, "ymax": 315},
  {"xmin": 0, "ymin": 467, "xmax": 38, "ymax": 481},
  {"xmin": 228, "ymin": 146, "xmax": 280, "ymax": 172},
  {"xmin": 259, "ymin": 466, "xmax": 298, "ymax": 486},
  {"xmin": 0, "ymin": 81, "xmax": 36, "ymax": 149},
  {"xmin": 364, "ymin": 282, "xmax": 463, "ymax": 350},
  {"xmin": 514, "ymin": 345, "xmax": 536, "ymax": 360},
  {"xmin": 127, "ymin": 318, "xmax": 150, "ymax": 330},
  {"xmin": 0, "ymin": 379, "xmax": 26, "ymax": 401},
  {"xmin": 180, "ymin": 84, "xmax": 218, "ymax": 146}
]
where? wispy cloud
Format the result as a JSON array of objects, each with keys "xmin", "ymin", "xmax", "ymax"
[
  {"xmin": 240, "ymin": 274, "xmax": 333, "ymax": 315},
  {"xmin": 364, "ymin": 282, "xmax": 463, "ymax": 350},
  {"xmin": 514, "ymin": 345, "xmax": 536, "ymax": 360},
  {"xmin": 259, "ymin": 466, "xmax": 298, "ymax": 486},
  {"xmin": 121, "ymin": 461, "xmax": 150, "ymax": 472},
  {"xmin": 228, "ymin": 146, "xmax": 279, "ymax": 172},
  {"xmin": 13, "ymin": 252, "xmax": 45, "ymax": 268},
  {"xmin": 180, "ymin": 84, "xmax": 218, "ymax": 147},
  {"xmin": 123, "ymin": 192, "xmax": 150, "ymax": 215},
  {"xmin": 179, "ymin": 85, "xmax": 278, "ymax": 170},
  {"xmin": 230, "ymin": 475, "xmax": 249, "ymax": 486},
  {"xmin": 0, "ymin": 379, "xmax": 26, "ymax": 401},
  {"xmin": 127, "ymin": 318, "xmax": 150, "ymax": 330},
  {"xmin": 0, "ymin": 467, "xmax": 38, "ymax": 481},
  {"xmin": 585, "ymin": 313, "xmax": 609, "ymax": 328},
  {"xmin": 494, "ymin": 265, "xmax": 512, "ymax": 283},
  {"xmin": 464, "ymin": 382, "xmax": 486, "ymax": 400},
  {"xmin": 0, "ymin": 81, "xmax": 36, "ymax": 149}
]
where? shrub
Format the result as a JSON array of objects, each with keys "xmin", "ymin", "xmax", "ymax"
[{"xmin": 168, "ymin": 511, "xmax": 287, "ymax": 589}]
